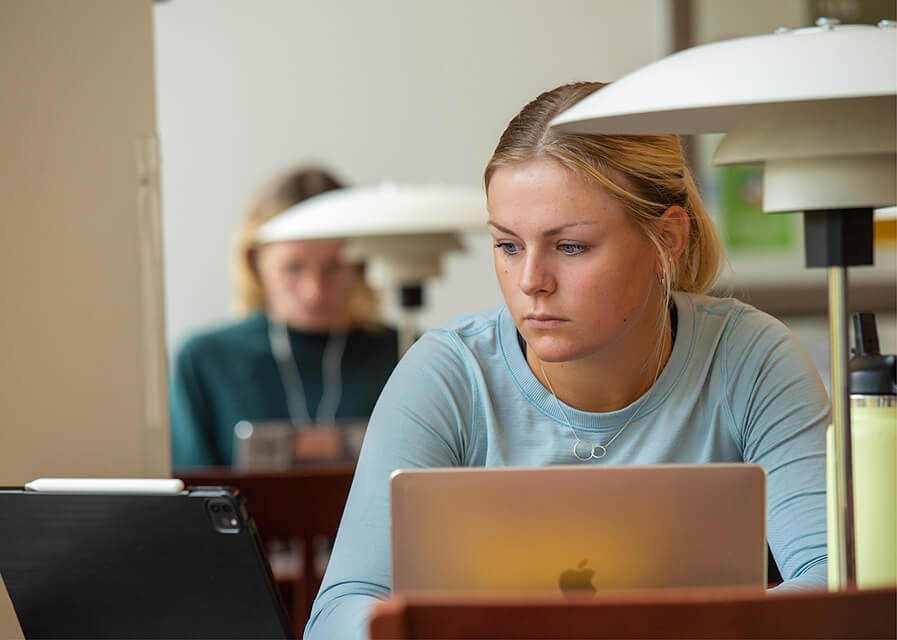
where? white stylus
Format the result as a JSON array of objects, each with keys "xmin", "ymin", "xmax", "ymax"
[{"xmin": 24, "ymin": 478, "xmax": 185, "ymax": 494}]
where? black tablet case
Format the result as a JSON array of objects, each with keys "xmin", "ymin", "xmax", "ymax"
[{"xmin": 0, "ymin": 486, "xmax": 295, "ymax": 639}]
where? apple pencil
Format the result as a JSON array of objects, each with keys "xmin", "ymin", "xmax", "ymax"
[{"xmin": 24, "ymin": 478, "xmax": 185, "ymax": 494}]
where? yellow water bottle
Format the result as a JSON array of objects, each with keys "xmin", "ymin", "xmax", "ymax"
[{"xmin": 827, "ymin": 313, "xmax": 897, "ymax": 589}]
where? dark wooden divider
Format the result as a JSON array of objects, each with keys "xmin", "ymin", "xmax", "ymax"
[{"xmin": 370, "ymin": 586, "xmax": 896, "ymax": 639}]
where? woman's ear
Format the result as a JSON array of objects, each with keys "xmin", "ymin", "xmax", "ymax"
[{"xmin": 654, "ymin": 206, "xmax": 690, "ymax": 273}]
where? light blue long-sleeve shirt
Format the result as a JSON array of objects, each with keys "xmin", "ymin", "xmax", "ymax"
[{"xmin": 305, "ymin": 292, "xmax": 830, "ymax": 639}]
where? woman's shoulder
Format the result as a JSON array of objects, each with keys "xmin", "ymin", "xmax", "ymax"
[
  {"xmin": 401, "ymin": 306, "xmax": 507, "ymax": 366},
  {"xmin": 684, "ymin": 292, "xmax": 790, "ymax": 335},
  {"xmin": 175, "ymin": 313, "xmax": 269, "ymax": 360},
  {"xmin": 680, "ymin": 291, "xmax": 803, "ymax": 363},
  {"xmin": 382, "ymin": 308, "xmax": 509, "ymax": 413},
  {"xmin": 430, "ymin": 306, "xmax": 505, "ymax": 337}
]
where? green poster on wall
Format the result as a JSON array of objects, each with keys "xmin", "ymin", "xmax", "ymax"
[{"xmin": 720, "ymin": 165, "xmax": 795, "ymax": 251}]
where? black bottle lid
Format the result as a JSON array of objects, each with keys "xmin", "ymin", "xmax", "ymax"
[{"xmin": 849, "ymin": 313, "xmax": 897, "ymax": 396}]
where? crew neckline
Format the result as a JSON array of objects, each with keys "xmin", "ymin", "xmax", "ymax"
[
  {"xmin": 498, "ymin": 291, "xmax": 695, "ymax": 432},
  {"xmin": 260, "ymin": 312, "xmax": 354, "ymax": 340}
]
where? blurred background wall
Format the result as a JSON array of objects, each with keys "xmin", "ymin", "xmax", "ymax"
[{"xmin": 154, "ymin": 0, "xmax": 674, "ymax": 351}]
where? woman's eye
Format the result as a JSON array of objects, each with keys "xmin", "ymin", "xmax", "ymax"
[
  {"xmin": 559, "ymin": 242, "xmax": 587, "ymax": 256},
  {"xmin": 494, "ymin": 241, "xmax": 521, "ymax": 256}
]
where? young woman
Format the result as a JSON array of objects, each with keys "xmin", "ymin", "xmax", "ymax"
[
  {"xmin": 169, "ymin": 167, "xmax": 398, "ymax": 468},
  {"xmin": 304, "ymin": 83, "xmax": 830, "ymax": 639}
]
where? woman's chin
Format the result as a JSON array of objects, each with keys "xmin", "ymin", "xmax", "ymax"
[{"xmin": 525, "ymin": 338, "xmax": 587, "ymax": 364}]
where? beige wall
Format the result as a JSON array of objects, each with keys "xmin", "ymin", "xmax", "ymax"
[
  {"xmin": 0, "ymin": 573, "xmax": 23, "ymax": 640},
  {"xmin": 693, "ymin": 0, "xmax": 810, "ymax": 43},
  {"xmin": 0, "ymin": 574, "xmax": 22, "ymax": 640},
  {"xmin": 0, "ymin": 0, "xmax": 170, "ymax": 484}
]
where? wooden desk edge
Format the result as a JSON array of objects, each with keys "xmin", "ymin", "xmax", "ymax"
[
  {"xmin": 369, "ymin": 586, "xmax": 897, "ymax": 639},
  {"xmin": 368, "ymin": 595, "xmax": 409, "ymax": 639}
]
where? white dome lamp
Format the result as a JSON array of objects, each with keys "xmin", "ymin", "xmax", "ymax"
[
  {"xmin": 551, "ymin": 19, "xmax": 897, "ymax": 590},
  {"xmin": 257, "ymin": 183, "xmax": 488, "ymax": 355}
]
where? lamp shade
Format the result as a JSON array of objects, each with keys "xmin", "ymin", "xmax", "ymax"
[
  {"xmin": 549, "ymin": 23, "xmax": 896, "ymax": 213},
  {"xmin": 550, "ymin": 24, "xmax": 896, "ymax": 136},
  {"xmin": 256, "ymin": 183, "xmax": 488, "ymax": 287},
  {"xmin": 256, "ymin": 184, "xmax": 486, "ymax": 242}
]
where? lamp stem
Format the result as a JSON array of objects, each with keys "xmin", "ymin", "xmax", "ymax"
[
  {"xmin": 397, "ymin": 283, "xmax": 424, "ymax": 357},
  {"xmin": 828, "ymin": 265, "xmax": 857, "ymax": 587},
  {"xmin": 398, "ymin": 311, "xmax": 418, "ymax": 358}
]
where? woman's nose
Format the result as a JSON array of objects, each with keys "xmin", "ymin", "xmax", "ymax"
[
  {"xmin": 296, "ymin": 271, "xmax": 328, "ymax": 304},
  {"xmin": 519, "ymin": 253, "xmax": 555, "ymax": 296}
]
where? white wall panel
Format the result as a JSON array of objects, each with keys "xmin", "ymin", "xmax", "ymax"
[{"xmin": 154, "ymin": 0, "xmax": 672, "ymax": 349}]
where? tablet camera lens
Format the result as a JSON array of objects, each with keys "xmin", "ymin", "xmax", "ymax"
[{"xmin": 206, "ymin": 498, "xmax": 241, "ymax": 534}]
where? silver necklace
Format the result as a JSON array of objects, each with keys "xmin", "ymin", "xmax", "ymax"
[{"xmin": 539, "ymin": 363, "xmax": 653, "ymax": 462}]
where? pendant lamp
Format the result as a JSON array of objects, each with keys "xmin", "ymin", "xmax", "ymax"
[
  {"xmin": 256, "ymin": 183, "xmax": 487, "ymax": 355},
  {"xmin": 551, "ymin": 19, "xmax": 897, "ymax": 589}
]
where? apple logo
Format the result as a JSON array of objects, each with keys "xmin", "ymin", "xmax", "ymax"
[{"xmin": 558, "ymin": 559, "xmax": 596, "ymax": 600}]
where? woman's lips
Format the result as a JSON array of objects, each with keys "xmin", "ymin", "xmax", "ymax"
[{"xmin": 525, "ymin": 315, "xmax": 568, "ymax": 329}]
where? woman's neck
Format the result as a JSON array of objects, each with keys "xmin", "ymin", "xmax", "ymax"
[{"xmin": 527, "ymin": 308, "xmax": 674, "ymax": 413}]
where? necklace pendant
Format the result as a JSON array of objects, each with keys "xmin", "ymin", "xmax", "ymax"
[
  {"xmin": 572, "ymin": 439, "xmax": 608, "ymax": 462},
  {"xmin": 573, "ymin": 439, "xmax": 594, "ymax": 462}
]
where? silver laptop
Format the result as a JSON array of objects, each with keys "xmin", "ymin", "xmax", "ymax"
[{"xmin": 390, "ymin": 464, "xmax": 766, "ymax": 598}]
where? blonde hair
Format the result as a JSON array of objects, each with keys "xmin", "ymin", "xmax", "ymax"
[
  {"xmin": 484, "ymin": 82, "xmax": 725, "ymax": 301},
  {"xmin": 233, "ymin": 167, "xmax": 381, "ymax": 327}
]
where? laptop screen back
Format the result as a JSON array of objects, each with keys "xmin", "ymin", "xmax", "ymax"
[{"xmin": 390, "ymin": 464, "xmax": 766, "ymax": 597}]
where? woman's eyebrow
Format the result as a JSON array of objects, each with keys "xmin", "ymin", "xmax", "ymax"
[
  {"xmin": 487, "ymin": 221, "xmax": 517, "ymax": 235},
  {"xmin": 488, "ymin": 220, "xmax": 597, "ymax": 237}
]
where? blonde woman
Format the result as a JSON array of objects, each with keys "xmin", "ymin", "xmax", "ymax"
[
  {"xmin": 305, "ymin": 84, "xmax": 829, "ymax": 639},
  {"xmin": 170, "ymin": 168, "xmax": 398, "ymax": 468}
]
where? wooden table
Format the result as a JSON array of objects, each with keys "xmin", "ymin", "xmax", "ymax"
[
  {"xmin": 177, "ymin": 464, "xmax": 355, "ymax": 637},
  {"xmin": 369, "ymin": 586, "xmax": 897, "ymax": 639}
]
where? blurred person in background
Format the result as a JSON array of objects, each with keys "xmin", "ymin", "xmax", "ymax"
[{"xmin": 170, "ymin": 167, "xmax": 399, "ymax": 468}]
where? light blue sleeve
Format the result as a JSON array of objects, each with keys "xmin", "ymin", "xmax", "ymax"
[
  {"xmin": 303, "ymin": 330, "xmax": 475, "ymax": 640},
  {"xmin": 722, "ymin": 308, "xmax": 831, "ymax": 589}
]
